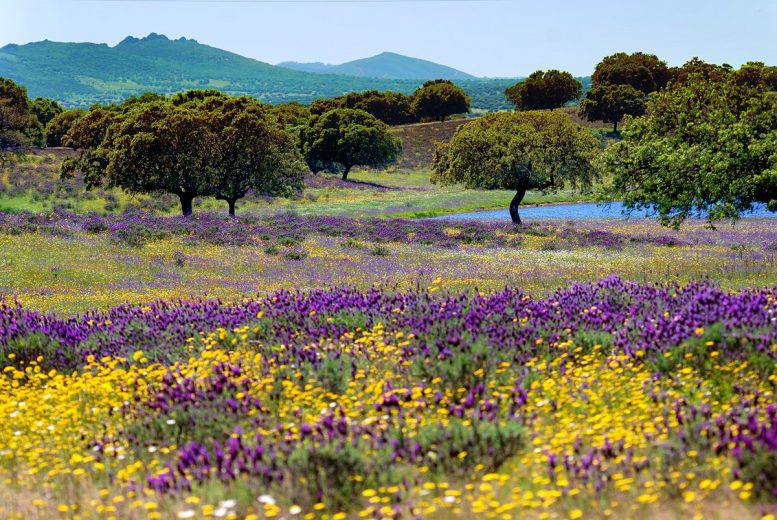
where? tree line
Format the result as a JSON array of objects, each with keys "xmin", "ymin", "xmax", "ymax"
[{"xmin": 434, "ymin": 56, "xmax": 777, "ymax": 225}]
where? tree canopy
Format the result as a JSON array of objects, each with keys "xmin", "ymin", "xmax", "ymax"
[
  {"xmin": 580, "ymin": 52, "xmax": 669, "ymax": 131},
  {"xmin": 311, "ymin": 90, "xmax": 414, "ymax": 126},
  {"xmin": 601, "ymin": 64, "xmax": 777, "ymax": 227},
  {"xmin": 432, "ymin": 111, "xmax": 600, "ymax": 223},
  {"xmin": 578, "ymin": 83, "xmax": 646, "ymax": 132},
  {"xmin": 0, "ymin": 77, "xmax": 33, "ymax": 149},
  {"xmin": 302, "ymin": 108, "xmax": 402, "ymax": 181},
  {"xmin": 411, "ymin": 80, "xmax": 471, "ymax": 122},
  {"xmin": 505, "ymin": 70, "xmax": 582, "ymax": 111}
]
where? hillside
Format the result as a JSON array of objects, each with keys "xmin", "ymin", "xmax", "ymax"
[
  {"xmin": 0, "ymin": 34, "xmax": 513, "ymax": 110},
  {"xmin": 278, "ymin": 52, "xmax": 476, "ymax": 80},
  {"xmin": 390, "ymin": 119, "xmax": 471, "ymax": 171}
]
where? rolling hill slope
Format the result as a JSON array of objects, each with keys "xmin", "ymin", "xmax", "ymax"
[{"xmin": 0, "ymin": 34, "xmax": 514, "ymax": 109}]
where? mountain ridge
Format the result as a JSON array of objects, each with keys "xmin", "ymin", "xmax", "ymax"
[
  {"xmin": 0, "ymin": 33, "xmax": 516, "ymax": 110},
  {"xmin": 277, "ymin": 51, "xmax": 476, "ymax": 80}
]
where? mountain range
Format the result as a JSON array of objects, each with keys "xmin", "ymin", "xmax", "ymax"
[
  {"xmin": 277, "ymin": 52, "xmax": 476, "ymax": 80},
  {"xmin": 0, "ymin": 34, "xmax": 515, "ymax": 109}
]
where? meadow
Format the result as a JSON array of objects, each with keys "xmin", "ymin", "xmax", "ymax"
[
  {"xmin": 0, "ymin": 207, "xmax": 775, "ymax": 520},
  {"xmin": 1, "ymin": 121, "xmax": 776, "ymax": 519}
]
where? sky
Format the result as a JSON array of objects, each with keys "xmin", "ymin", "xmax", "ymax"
[{"xmin": 2, "ymin": 0, "xmax": 776, "ymax": 77}]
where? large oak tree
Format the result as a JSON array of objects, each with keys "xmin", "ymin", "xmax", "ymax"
[{"xmin": 432, "ymin": 111, "xmax": 600, "ymax": 224}]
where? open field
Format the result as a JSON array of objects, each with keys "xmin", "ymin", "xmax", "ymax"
[
  {"xmin": 0, "ymin": 213, "xmax": 775, "ymax": 519},
  {"xmin": 0, "ymin": 148, "xmax": 593, "ymax": 219}
]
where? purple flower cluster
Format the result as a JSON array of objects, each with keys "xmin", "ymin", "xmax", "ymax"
[{"xmin": 1, "ymin": 277, "xmax": 775, "ymax": 371}]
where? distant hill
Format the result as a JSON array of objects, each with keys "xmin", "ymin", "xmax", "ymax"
[
  {"xmin": 278, "ymin": 52, "xmax": 476, "ymax": 80},
  {"xmin": 0, "ymin": 34, "xmax": 514, "ymax": 110}
]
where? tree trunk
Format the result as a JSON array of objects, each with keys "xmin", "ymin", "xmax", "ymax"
[
  {"xmin": 227, "ymin": 198, "xmax": 237, "ymax": 217},
  {"xmin": 179, "ymin": 194, "xmax": 194, "ymax": 217},
  {"xmin": 509, "ymin": 188, "xmax": 527, "ymax": 225},
  {"xmin": 341, "ymin": 165, "xmax": 352, "ymax": 181},
  {"xmin": 613, "ymin": 120, "xmax": 618, "ymax": 133}
]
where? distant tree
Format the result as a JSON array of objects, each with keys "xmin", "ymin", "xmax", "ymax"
[
  {"xmin": 310, "ymin": 97, "xmax": 343, "ymax": 116},
  {"xmin": 731, "ymin": 61, "xmax": 777, "ymax": 91},
  {"xmin": 30, "ymin": 98, "xmax": 63, "ymax": 128},
  {"xmin": 591, "ymin": 52, "xmax": 670, "ymax": 94},
  {"xmin": 25, "ymin": 97, "xmax": 63, "ymax": 146},
  {"xmin": 505, "ymin": 70, "xmax": 582, "ymax": 111},
  {"xmin": 169, "ymin": 89, "xmax": 226, "ymax": 106},
  {"xmin": 580, "ymin": 52, "xmax": 669, "ymax": 131},
  {"xmin": 45, "ymin": 109, "xmax": 85, "ymax": 147},
  {"xmin": 270, "ymin": 102, "xmax": 311, "ymax": 131},
  {"xmin": 670, "ymin": 57, "xmax": 732, "ymax": 85},
  {"xmin": 74, "ymin": 101, "xmax": 220, "ymax": 216},
  {"xmin": 302, "ymin": 108, "xmax": 402, "ymax": 181},
  {"xmin": 411, "ymin": 80, "xmax": 471, "ymax": 122},
  {"xmin": 61, "ymin": 108, "xmax": 119, "ymax": 183},
  {"xmin": 432, "ymin": 111, "xmax": 600, "ymax": 224},
  {"xmin": 602, "ymin": 67, "xmax": 777, "ymax": 227},
  {"xmin": 61, "ymin": 108, "xmax": 117, "ymax": 149},
  {"xmin": 309, "ymin": 91, "xmax": 414, "ymax": 125},
  {"xmin": 192, "ymin": 95, "xmax": 305, "ymax": 216},
  {"xmin": 578, "ymin": 83, "xmax": 646, "ymax": 132},
  {"xmin": 0, "ymin": 77, "xmax": 33, "ymax": 149},
  {"xmin": 348, "ymin": 90, "xmax": 414, "ymax": 125}
]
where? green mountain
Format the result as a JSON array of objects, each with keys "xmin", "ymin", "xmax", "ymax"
[
  {"xmin": 278, "ymin": 52, "xmax": 476, "ymax": 80},
  {"xmin": 0, "ymin": 34, "xmax": 514, "ymax": 110}
]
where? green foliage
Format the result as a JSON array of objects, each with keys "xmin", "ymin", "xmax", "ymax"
[
  {"xmin": 412, "ymin": 80, "xmax": 471, "ymax": 122},
  {"xmin": 302, "ymin": 108, "xmax": 402, "ymax": 180},
  {"xmin": 30, "ymin": 97, "xmax": 63, "ymax": 129},
  {"xmin": 580, "ymin": 52, "xmax": 669, "ymax": 131},
  {"xmin": 311, "ymin": 90, "xmax": 414, "ymax": 126},
  {"xmin": 415, "ymin": 418, "xmax": 524, "ymax": 476},
  {"xmin": 505, "ymin": 69, "xmax": 582, "ymax": 111},
  {"xmin": 44, "ymin": 109, "xmax": 85, "ymax": 147},
  {"xmin": 591, "ymin": 52, "xmax": 670, "ymax": 94},
  {"xmin": 177, "ymin": 94, "xmax": 305, "ymax": 215},
  {"xmin": 0, "ymin": 76, "xmax": 33, "ymax": 148},
  {"xmin": 579, "ymin": 83, "xmax": 646, "ymax": 132},
  {"xmin": 601, "ymin": 64, "xmax": 777, "ymax": 227}
]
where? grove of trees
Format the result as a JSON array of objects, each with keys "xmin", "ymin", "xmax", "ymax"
[
  {"xmin": 63, "ymin": 92, "xmax": 305, "ymax": 216},
  {"xmin": 310, "ymin": 80, "xmax": 472, "ymax": 126},
  {"xmin": 602, "ymin": 61, "xmax": 777, "ymax": 227},
  {"xmin": 432, "ymin": 111, "xmax": 600, "ymax": 223}
]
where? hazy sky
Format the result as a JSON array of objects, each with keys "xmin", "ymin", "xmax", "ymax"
[{"xmin": 2, "ymin": 0, "xmax": 776, "ymax": 77}]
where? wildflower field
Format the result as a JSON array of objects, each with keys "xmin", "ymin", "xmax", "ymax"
[{"xmin": 1, "ymin": 212, "xmax": 776, "ymax": 520}]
